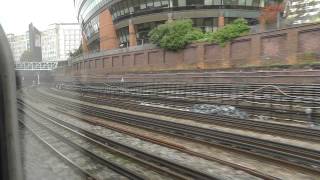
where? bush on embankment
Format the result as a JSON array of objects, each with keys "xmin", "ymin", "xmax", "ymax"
[{"xmin": 149, "ymin": 18, "xmax": 250, "ymax": 51}]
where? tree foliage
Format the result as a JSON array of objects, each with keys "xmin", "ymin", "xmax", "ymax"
[
  {"xmin": 149, "ymin": 19, "xmax": 205, "ymax": 51},
  {"xmin": 68, "ymin": 44, "xmax": 83, "ymax": 58},
  {"xmin": 20, "ymin": 50, "xmax": 33, "ymax": 62},
  {"xmin": 204, "ymin": 18, "xmax": 250, "ymax": 46},
  {"xmin": 149, "ymin": 18, "xmax": 250, "ymax": 50}
]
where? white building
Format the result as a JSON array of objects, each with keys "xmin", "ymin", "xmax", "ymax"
[
  {"xmin": 7, "ymin": 23, "xmax": 82, "ymax": 62},
  {"xmin": 41, "ymin": 23, "xmax": 82, "ymax": 62},
  {"xmin": 7, "ymin": 32, "xmax": 30, "ymax": 62}
]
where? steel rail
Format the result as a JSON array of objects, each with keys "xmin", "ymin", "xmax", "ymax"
[
  {"xmin": 18, "ymin": 119, "xmax": 97, "ymax": 180},
  {"xmin": 19, "ymin": 108, "xmax": 144, "ymax": 180},
  {"xmin": 29, "ymin": 90, "xmax": 320, "ymax": 173},
  {"xmin": 18, "ymin": 99, "xmax": 218, "ymax": 180},
  {"xmin": 46, "ymin": 88, "xmax": 320, "ymax": 141},
  {"xmin": 51, "ymin": 107, "xmax": 281, "ymax": 180}
]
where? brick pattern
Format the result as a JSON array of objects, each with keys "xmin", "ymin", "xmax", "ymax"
[
  {"xmin": 205, "ymin": 45, "xmax": 223, "ymax": 62},
  {"xmin": 99, "ymin": 9, "xmax": 119, "ymax": 50},
  {"xmin": 149, "ymin": 51, "xmax": 163, "ymax": 66},
  {"xmin": 231, "ymin": 40, "xmax": 251, "ymax": 61},
  {"xmin": 134, "ymin": 53, "xmax": 146, "ymax": 66},
  {"xmin": 123, "ymin": 55, "xmax": 133, "ymax": 67},
  {"xmin": 261, "ymin": 35, "xmax": 287, "ymax": 59},
  {"xmin": 129, "ymin": 19, "xmax": 137, "ymax": 47},
  {"xmin": 183, "ymin": 47, "xmax": 197, "ymax": 64},
  {"xmin": 298, "ymin": 30, "xmax": 320, "ymax": 53},
  {"xmin": 60, "ymin": 24, "xmax": 320, "ymax": 77}
]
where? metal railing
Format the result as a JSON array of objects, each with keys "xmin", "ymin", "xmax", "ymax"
[{"xmin": 15, "ymin": 61, "xmax": 58, "ymax": 71}]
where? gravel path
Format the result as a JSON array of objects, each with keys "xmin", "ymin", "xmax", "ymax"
[{"xmin": 20, "ymin": 126, "xmax": 85, "ymax": 180}]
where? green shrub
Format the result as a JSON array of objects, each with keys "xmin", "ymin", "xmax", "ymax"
[
  {"xmin": 149, "ymin": 18, "xmax": 250, "ymax": 50},
  {"xmin": 206, "ymin": 18, "xmax": 250, "ymax": 46},
  {"xmin": 149, "ymin": 19, "xmax": 205, "ymax": 51}
]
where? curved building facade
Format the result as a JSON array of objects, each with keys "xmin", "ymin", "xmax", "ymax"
[{"xmin": 74, "ymin": 0, "xmax": 265, "ymax": 52}]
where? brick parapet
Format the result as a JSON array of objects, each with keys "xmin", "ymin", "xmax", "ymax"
[{"xmin": 63, "ymin": 23, "xmax": 320, "ymax": 77}]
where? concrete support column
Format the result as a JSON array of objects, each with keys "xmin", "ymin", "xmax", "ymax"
[
  {"xmin": 222, "ymin": 42, "xmax": 231, "ymax": 68},
  {"xmin": 286, "ymin": 30, "xmax": 299, "ymax": 64},
  {"xmin": 259, "ymin": 18, "xmax": 266, "ymax": 33},
  {"xmin": 99, "ymin": 9, "xmax": 119, "ymax": 51},
  {"xmin": 196, "ymin": 43, "xmax": 205, "ymax": 69},
  {"xmin": 82, "ymin": 33, "xmax": 89, "ymax": 53},
  {"xmin": 218, "ymin": 16, "xmax": 225, "ymax": 28},
  {"xmin": 250, "ymin": 35, "xmax": 262, "ymax": 66},
  {"xmin": 129, "ymin": 19, "xmax": 137, "ymax": 47}
]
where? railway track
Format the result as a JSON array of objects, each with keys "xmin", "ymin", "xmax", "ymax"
[
  {"xmin": 18, "ymin": 110, "xmax": 142, "ymax": 180},
  {"xmin": 46, "ymin": 88, "xmax": 320, "ymax": 142},
  {"xmin": 51, "ymin": 107, "xmax": 280, "ymax": 180},
  {"xmin": 18, "ymin": 99, "xmax": 220, "ymax": 180},
  {"xmin": 19, "ymin": 118, "xmax": 97, "ymax": 180},
  {"xmin": 26, "ymin": 88, "xmax": 320, "ymax": 174},
  {"xmin": 58, "ymin": 83, "xmax": 320, "ymax": 121},
  {"xmin": 50, "ymin": 87, "xmax": 316, "ymax": 123},
  {"xmin": 59, "ymin": 82, "xmax": 320, "ymax": 107}
]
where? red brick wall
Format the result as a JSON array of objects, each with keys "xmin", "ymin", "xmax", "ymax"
[
  {"xmin": 298, "ymin": 30, "xmax": 320, "ymax": 53},
  {"xmin": 56, "ymin": 23, "xmax": 320, "ymax": 79}
]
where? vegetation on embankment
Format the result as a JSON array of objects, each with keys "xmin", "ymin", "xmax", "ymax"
[{"xmin": 149, "ymin": 18, "xmax": 250, "ymax": 51}]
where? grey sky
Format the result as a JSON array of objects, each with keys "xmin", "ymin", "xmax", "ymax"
[{"xmin": 0, "ymin": 0, "xmax": 77, "ymax": 34}]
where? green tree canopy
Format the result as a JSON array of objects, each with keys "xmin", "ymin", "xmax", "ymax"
[
  {"xmin": 149, "ymin": 19, "xmax": 204, "ymax": 51},
  {"xmin": 204, "ymin": 18, "xmax": 250, "ymax": 46},
  {"xmin": 149, "ymin": 18, "xmax": 250, "ymax": 51},
  {"xmin": 68, "ymin": 44, "xmax": 83, "ymax": 58}
]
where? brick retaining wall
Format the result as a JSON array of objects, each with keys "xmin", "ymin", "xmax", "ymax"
[{"xmin": 55, "ymin": 23, "xmax": 320, "ymax": 80}]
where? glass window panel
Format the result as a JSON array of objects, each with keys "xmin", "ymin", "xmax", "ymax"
[
  {"xmin": 120, "ymin": 2, "xmax": 125, "ymax": 15},
  {"xmin": 186, "ymin": 0, "xmax": 204, "ymax": 6},
  {"xmin": 239, "ymin": 0, "xmax": 246, "ymax": 5},
  {"xmin": 204, "ymin": 0, "xmax": 212, "ymax": 5},
  {"xmin": 140, "ymin": 0, "xmax": 147, "ymax": 9},
  {"xmin": 123, "ymin": 1, "xmax": 129, "ymax": 14},
  {"xmin": 178, "ymin": 0, "xmax": 186, "ymax": 6},
  {"xmin": 127, "ymin": 0, "xmax": 135, "ymax": 13},
  {"xmin": 154, "ymin": 0, "xmax": 161, "ymax": 7},
  {"xmin": 161, "ymin": 0, "xmax": 169, "ymax": 7},
  {"xmin": 147, "ymin": 0, "xmax": 154, "ymax": 7},
  {"xmin": 252, "ymin": 0, "xmax": 260, "ymax": 7},
  {"xmin": 213, "ymin": 0, "xmax": 221, "ymax": 5},
  {"xmin": 246, "ymin": 0, "xmax": 253, "ymax": 6}
]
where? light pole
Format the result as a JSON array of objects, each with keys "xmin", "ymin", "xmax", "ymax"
[{"xmin": 37, "ymin": 72, "xmax": 40, "ymax": 85}]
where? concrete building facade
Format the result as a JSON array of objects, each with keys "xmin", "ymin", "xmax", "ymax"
[
  {"xmin": 74, "ymin": 0, "xmax": 266, "ymax": 52},
  {"xmin": 41, "ymin": 23, "xmax": 82, "ymax": 62},
  {"xmin": 7, "ymin": 23, "xmax": 81, "ymax": 62},
  {"xmin": 7, "ymin": 33, "xmax": 30, "ymax": 62}
]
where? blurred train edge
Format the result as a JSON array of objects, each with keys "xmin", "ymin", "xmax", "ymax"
[{"xmin": 0, "ymin": 25, "xmax": 23, "ymax": 180}]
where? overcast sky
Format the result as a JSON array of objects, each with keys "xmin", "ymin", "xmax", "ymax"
[{"xmin": 0, "ymin": 0, "xmax": 77, "ymax": 34}]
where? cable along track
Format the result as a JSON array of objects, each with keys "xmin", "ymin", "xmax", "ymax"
[{"xmin": 29, "ymin": 89, "xmax": 320, "ymax": 174}]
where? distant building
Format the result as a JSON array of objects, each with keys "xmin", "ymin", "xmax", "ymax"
[
  {"xmin": 284, "ymin": 0, "xmax": 320, "ymax": 24},
  {"xmin": 29, "ymin": 23, "xmax": 42, "ymax": 62},
  {"xmin": 41, "ymin": 23, "xmax": 82, "ymax": 62},
  {"xmin": 7, "ymin": 23, "xmax": 81, "ymax": 62},
  {"xmin": 7, "ymin": 32, "xmax": 30, "ymax": 62},
  {"xmin": 74, "ymin": 0, "xmax": 266, "ymax": 52}
]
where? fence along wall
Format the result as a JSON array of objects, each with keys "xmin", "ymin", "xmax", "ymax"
[{"xmin": 57, "ymin": 23, "xmax": 320, "ymax": 78}]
